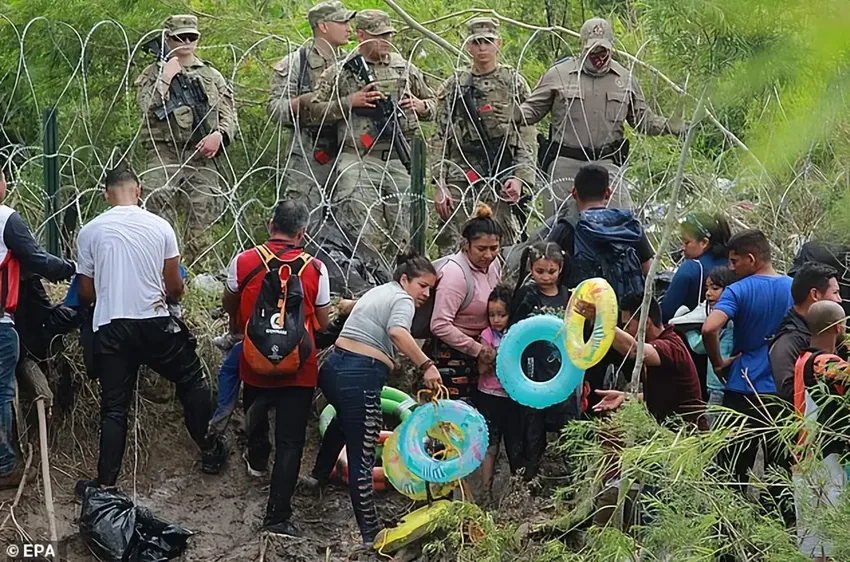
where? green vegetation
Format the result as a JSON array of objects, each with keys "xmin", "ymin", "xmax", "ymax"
[
  {"xmin": 2, "ymin": 1, "xmax": 850, "ymax": 557},
  {"xmin": 1, "ymin": 0, "xmax": 848, "ymax": 267}
]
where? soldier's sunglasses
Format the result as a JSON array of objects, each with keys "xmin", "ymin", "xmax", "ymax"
[{"xmin": 170, "ymin": 33, "xmax": 199, "ymax": 43}]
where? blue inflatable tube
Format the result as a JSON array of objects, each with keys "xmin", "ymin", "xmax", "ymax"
[
  {"xmin": 496, "ymin": 315, "xmax": 585, "ymax": 409},
  {"xmin": 397, "ymin": 400, "xmax": 488, "ymax": 484}
]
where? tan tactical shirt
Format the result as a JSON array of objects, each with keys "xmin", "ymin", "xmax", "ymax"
[
  {"xmin": 267, "ymin": 42, "xmax": 339, "ymax": 129},
  {"xmin": 136, "ymin": 56, "xmax": 237, "ymax": 146},
  {"xmin": 306, "ymin": 52, "xmax": 435, "ymax": 153},
  {"xmin": 519, "ymin": 58, "xmax": 676, "ymax": 149},
  {"xmin": 431, "ymin": 65, "xmax": 537, "ymax": 186}
]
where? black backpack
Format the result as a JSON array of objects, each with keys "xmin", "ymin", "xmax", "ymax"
[
  {"xmin": 241, "ymin": 245, "xmax": 315, "ymax": 376},
  {"xmin": 571, "ymin": 208, "xmax": 646, "ymax": 303}
]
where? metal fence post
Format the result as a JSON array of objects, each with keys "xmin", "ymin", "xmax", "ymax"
[
  {"xmin": 410, "ymin": 136, "xmax": 427, "ymax": 256},
  {"xmin": 43, "ymin": 107, "xmax": 61, "ymax": 257}
]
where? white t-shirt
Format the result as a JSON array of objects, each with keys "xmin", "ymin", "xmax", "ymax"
[
  {"xmin": 225, "ymin": 253, "xmax": 331, "ymax": 307},
  {"xmin": 77, "ymin": 205, "xmax": 179, "ymax": 331}
]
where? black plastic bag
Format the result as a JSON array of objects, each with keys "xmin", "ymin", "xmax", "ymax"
[{"xmin": 78, "ymin": 485, "xmax": 192, "ymax": 561}]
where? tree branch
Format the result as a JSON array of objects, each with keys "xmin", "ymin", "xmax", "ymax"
[
  {"xmin": 629, "ymin": 93, "xmax": 707, "ymax": 393},
  {"xmin": 381, "ymin": 0, "xmax": 467, "ymax": 59}
]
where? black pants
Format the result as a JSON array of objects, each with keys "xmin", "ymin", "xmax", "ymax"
[
  {"xmin": 95, "ymin": 317, "xmax": 214, "ymax": 486},
  {"xmin": 473, "ymin": 390, "xmax": 523, "ymax": 473},
  {"xmin": 719, "ymin": 390, "xmax": 793, "ymax": 522},
  {"xmin": 311, "ymin": 349, "xmax": 388, "ymax": 543},
  {"xmin": 243, "ymin": 383, "xmax": 313, "ymax": 525}
]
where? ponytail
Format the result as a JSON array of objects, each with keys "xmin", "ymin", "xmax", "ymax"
[
  {"xmin": 461, "ymin": 203, "xmax": 503, "ymax": 244},
  {"xmin": 392, "ymin": 247, "xmax": 436, "ymax": 282}
]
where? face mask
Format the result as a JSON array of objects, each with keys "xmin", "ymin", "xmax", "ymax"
[{"xmin": 583, "ymin": 47, "xmax": 611, "ymax": 76}]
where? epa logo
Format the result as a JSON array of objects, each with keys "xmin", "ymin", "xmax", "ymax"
[{"xmin": 6, "ymin": 542, "xmax": 60, "ymax": 559}]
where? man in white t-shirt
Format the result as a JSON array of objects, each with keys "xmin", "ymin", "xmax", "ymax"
[{"xmin": 76, "ymin": 167, "xmax": 226, "ymax": 488}]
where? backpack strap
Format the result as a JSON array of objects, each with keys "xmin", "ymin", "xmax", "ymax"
[
  {"xmin": 446, "ymin": 254, "xmax": 476, "ymax": 311},
  {"xmin": 237, "ymin": 244, "xmax": 297, "ymax": 292}
]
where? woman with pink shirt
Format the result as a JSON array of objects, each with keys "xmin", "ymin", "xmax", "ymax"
[{"xmin": 429, "ymin": 204, "xmax": 503, "ymax": 398}]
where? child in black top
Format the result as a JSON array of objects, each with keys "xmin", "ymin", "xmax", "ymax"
[{"xmin": 509, "ymin": 242, "xmax": 576, "ymax": 480}]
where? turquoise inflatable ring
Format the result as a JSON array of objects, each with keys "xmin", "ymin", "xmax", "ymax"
[
  {"xmin": 397, "ymin": 399, "xmax": 488, "ymax": 484},
  {"xmin": 496, "ymin": 315, "xmax": 585, "ymax": 409},
  {"xmin": 319, "ymin": 387, "xmax": 414, "ymax": 436}
]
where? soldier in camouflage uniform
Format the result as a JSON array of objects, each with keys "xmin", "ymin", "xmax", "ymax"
[
  {"xmin": 136, "ymin": 15, "xmax": 237, "ymax": 264},
  {"xmin": 513, "ymin": 18, "xmax": 682, "ymax": 220},
  {"xmin": 267, "ymin": 1, "xmax": 355, "ymax": 223},
  {"xmin": 430, "ymin": 17, "xmax": 537, "ymax": 253},
  {"xmin": 306, "ymin": 9, "xmax": 435, "ymax": 262}
]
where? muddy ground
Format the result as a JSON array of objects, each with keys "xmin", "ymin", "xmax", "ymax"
[{"xmin": 0, "ymin": 371, "xmax": 557, "ymax": 562}]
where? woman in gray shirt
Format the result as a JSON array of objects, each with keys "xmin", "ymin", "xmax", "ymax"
[{"xmin": 304, "ymin": 249, "xmax": 441, "ymax": 545}]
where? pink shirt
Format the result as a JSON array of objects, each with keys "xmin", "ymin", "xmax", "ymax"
[
  {"xmin": 478, "ymin": 327, "xmax": 508, "ymax": 397},
  {"xmin": 430, "ymin": 253, "xmax": 501, "ymax": 358}
]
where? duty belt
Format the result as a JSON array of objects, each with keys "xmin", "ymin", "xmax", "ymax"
[{"xmin": 552, "ymin": 139, "xmax": 630, "ymax": 167}]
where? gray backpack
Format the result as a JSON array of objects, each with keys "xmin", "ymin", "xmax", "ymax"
[{"xmin": 410, "ymin": 254, "xmax": 474, "ymax": 339}]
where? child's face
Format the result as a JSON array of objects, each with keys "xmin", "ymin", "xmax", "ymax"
[
  {"xmin": 705, "ymin": 279, "xmax": 725, "ymax": 307},
  {"xmin": 488, "ymin": 300, "xmax": 509, "ymax": 332},
  {"xmin": 531, "ymin": 258, "xmax": 561, "ymax": 288}
]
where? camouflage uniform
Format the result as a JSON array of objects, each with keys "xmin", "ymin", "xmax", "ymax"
[
  {"xmin": 430, "ymin": 18, "xmax": 537, "ymax": 251},
  {"xmin": 267, "ymin": 1, "xmax": 355, "ymax": 220},
  {"xmin": 136, "ymin": 15, "xmax": 237, "ymax": 263},
  {"xmin": 517, "ymin": 18, "xmax": 682, "ymax": 220},
  {"xmin": 306, "ymin": 10, "xmax": 435, "ymax": 262}
]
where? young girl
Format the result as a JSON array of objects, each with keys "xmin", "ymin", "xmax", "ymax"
[
  {"xmin": 475, "ymin": 285, "xmax": 522, "ymax": 501},
  {"xmin": 682, "ymin": 266, "xmax": 737, "ymax": 428},
  {"xmin": 510, "ymin": 242, "xmax": 574, "ymax": 480}
]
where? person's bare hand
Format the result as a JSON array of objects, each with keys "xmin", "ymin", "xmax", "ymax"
[
  {"xmin": 195, "ymin": 131, "xmax": 223, "ymax": 158},
  {"xmin": 162, "ymin": 57, "xmax": 182, "ymax": 81},
  {"xmin": 478, "ymin": 343, "xmax": 496, "ymax": 367},
  {"xmin": 337, "ymin": 299, "xmax": 356, "ymax": 317},
  {"xmin": 434, "ymin": 183, "xmax": 455, "ymax": 221},
  {"xmin": 349, "ymin": 84, "xmax": 382, "ymax": 109},
  {"xmin": 712, "ymin": 353, "xmax": 741, "ymax": 381},
  {"xmin": 423, "ymin": 365, "xmax": 442, "ymax": 390},
  {"xmin": 399, "ymin": 94, "xmax": 426, "ymax": 115},
  {"xmin": 501, "ymin": 178, "xmax": 522, "ymax": 203},
  {"xmin": 574, "ymin": 299, "xmax": 597, "ymax": 324},
  {"xmin": 592, "ymin": 389, "xmax": 626, "ymax": 412}
]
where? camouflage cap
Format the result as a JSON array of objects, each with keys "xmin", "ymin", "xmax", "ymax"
[
  {"xmin": 467, "ymin": 17, "xmax": 500, "ymax": 41},
  {"xmin": 580, "ymin": 17, "xmax": 614, "ymax": 51},
  {"xmin": 308, "ymin": 1, "xmax": 356, "ymax": 28},
  {"xmin": 356, "ymin": 9, "xmax": 396, "ymax": 35},
  {"xmin": 164, "ymin": 15, "xmax": 199, "ymax": 36}
]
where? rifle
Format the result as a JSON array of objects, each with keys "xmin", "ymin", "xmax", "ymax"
[
  {"xmin": 142, "ymin": 38, "xmax": 212, "ymax": 141},
  {"xmin": 458, "ymin": 74, "xmax": 513, "ymax": 184},
  {"xmin": 342, "ymin": 54, "xmax": 412, "ymax": 172},
  {"xmin": 458, "ymin": 75, "xmax": 528, "ymax": 239}
]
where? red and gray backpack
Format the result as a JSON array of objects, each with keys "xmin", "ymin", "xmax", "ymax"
[{"xmin": 241, "ymin": 244, "xmax": 316, "ymax": 377}]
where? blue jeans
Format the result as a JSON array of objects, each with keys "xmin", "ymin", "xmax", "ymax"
[
  {"xmin": 209, "ymin": 342, "xmax": 242, "ymax": 434},
  {"xmin": 706, "ymin": 389, "xmax": 724, "ymax": 429},
  {"xmin": 0, "ymin": 324, "xmax": 20, "ymax": 476},
  {"xmin": 312, "ymin": 348, "xmax": 389, "ymax": 543}
]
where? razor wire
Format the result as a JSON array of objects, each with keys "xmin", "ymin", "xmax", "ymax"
[{"xmin": 0, "ymin": 15, "xmax": 829, "ymax": 291}]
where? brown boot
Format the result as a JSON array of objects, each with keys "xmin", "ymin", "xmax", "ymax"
[{"xmin": 0, "ymin": 462, "xmax": 27, "ymax": 491}]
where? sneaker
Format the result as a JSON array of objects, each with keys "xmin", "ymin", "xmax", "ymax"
[
  {"xmin": 74, "ymin": 479, "xmax": 99, "ymax": 498},
  {"xmin": 200, "ymin": 437, "xmax": 228, "ymax": 475},
  {"xmin": 243, "ymin": 450, "xmax": 268, "ymax": 478},
  {"xmin": 298, "ymin": 474, "xmax": 327, "ymax": 491},
  {"xmin": 261, "ymin": 518, "xmax": 302, "ymax": 538}
]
